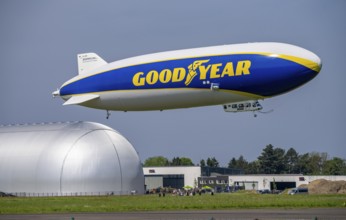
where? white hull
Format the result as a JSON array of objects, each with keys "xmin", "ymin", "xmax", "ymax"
[{"xmin": 64, "ymin": 89, "xmax": 256, "ymax": 111}]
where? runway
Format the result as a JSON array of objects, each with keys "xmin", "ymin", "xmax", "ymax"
[{"xmin": 1, "ymin": 208, "xmax": 345, "ymax": 220}]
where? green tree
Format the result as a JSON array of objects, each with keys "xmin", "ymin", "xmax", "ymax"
[
  {"xmin": 170, "ymin": 157, "xmax": 194, "ymax": 166},
  {"xmin": 237, "ymin": 155, "xmax": 248, "ymax": 170},
  {"xmin": 273, "ymin": 147, "xmax": 286, "ymax": 174},
  {"xmin": 247, "ymin": 160, "xmax": 260, "ymax": 174},
  {"xmin": 206, "ymin": 157, "xmax": 219, "ymax": 167},
  {"xmin": 258, "ymin": 145, "xmax": 286, "ymax": 174},
  {"xmin": 258, "ymin": 144, "xmax": 275, "ymax": 174},
  {"xmin": 228, "ymin": 155, "xmax": 248, "ymax": 170},
  {"xmin": 307, "ymin": 152, "xmax": 328, "ymax": 175},
  {"xmin": 179, "ymin": 157, "xmax": 194, "ymax": 166},
  {"xmin": 171, "ymin": 157, "xmax": 181, "ymax": 166},
  {"xmin": 319, "ymin": 152, "xmax": 329, "ymax": 174},
  {"xmin": 324, "ymin": 157, "xmax": 346, "ymax": 175},
  {"xmin": 297, "ymin": 153, "xmax": 310, "ymax": 174},
  {"xmin": 228, "ymin": 157, "xmax": 237, "ymax": 168},
  {"xmin": 200, "ymin": 159, "xmax": 206, "ymax": 167},
  {"xmin": 285, "ymin": 148, "xmax": 299, "ymax": 174},
  {"xmin": 143, "ymin": 156, "xmax": 169, "ymax": 167}
]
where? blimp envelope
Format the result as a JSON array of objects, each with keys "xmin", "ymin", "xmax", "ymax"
[{"xmin": 53, "ymin": 42, "xmax": 322, "ymax": 113}]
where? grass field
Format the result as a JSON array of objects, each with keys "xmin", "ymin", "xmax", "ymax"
[{"xmin": 1, "ymin": 192, "xmax": 346, "ymax": 214}]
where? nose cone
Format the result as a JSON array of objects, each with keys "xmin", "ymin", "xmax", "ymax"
[
  {"xmin": 272, "ymin": 43, "xmax": 322, "ymax": 96},
  {"xmin": 278, "ymin": 49, "xmax": 322, "ymax": 96},
  {"xmin": 294, "ymin": 48, "xmax": 322, "ymax": 84},
  {"xmin": 247, "ymin": 43, "xmax": 322, "ymax": 97},
  {"xmin": 280, "ymin": 42, "xmax": 322, "ymax": 75},
  {"xmin": 300, "ymin": 48, "xmax": 322, "ymax": 74},
  {"xmin": 310, "ymin": 53, "xmax": 322, "ymax": 71}
]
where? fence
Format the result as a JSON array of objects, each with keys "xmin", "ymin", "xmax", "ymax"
[{"xmin": 1, "ymin": 190, "xmax": 138, "ymax": 197}]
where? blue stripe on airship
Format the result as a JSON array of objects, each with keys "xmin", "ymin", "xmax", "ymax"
[{"xmin": 59, "ymin": 54, "xmax": 318, "ymax": 97}]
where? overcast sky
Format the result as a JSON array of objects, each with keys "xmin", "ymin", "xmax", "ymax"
[{"xmin": 1, "ymin": 0, "xmax": 345, "ymax": 166}]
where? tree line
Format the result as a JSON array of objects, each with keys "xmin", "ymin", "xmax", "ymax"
[
  {"xmin": 143, "ymin": 144, "xmax": 346, "ymax": 175},
  {"xmin": 227, "ymin": 144, "xmax": 346, "ymax": 175},
  {"xmin": 143, "ymin": 156, "xmax": 194, "ymax": 167}
]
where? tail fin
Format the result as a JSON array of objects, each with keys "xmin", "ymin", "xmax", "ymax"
[{"xmin": 77, "ymin": 53, "xmax": 107, "ymax": 75}]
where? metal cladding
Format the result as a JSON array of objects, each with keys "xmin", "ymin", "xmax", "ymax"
[{"xmin": 0, "ymin": 121, "xmax": 144, "ymax": 196}]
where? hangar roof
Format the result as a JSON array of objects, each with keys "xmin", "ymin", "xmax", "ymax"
[{"xmin": 0, "ymin": 121, "xmax": 144, "ymax": 196}]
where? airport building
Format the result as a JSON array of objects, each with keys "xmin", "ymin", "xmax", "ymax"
[
  {"xmin": 143, "ymin": 166, "xmax": 200, "ymax": 190},
  {"xmin": 143, "ymin": 167, "xmax": 346, "ymax": 192},
  {"xmin": 143, "ymin": 166, "xmax": 243, "ymax": 191},
  {"xmin": 0, "ymin": 121, "xmax": 144, "ymax": 196},
  {"xmin": 226, "ymin": 175, "xmax": 346, "ymax": 191}
]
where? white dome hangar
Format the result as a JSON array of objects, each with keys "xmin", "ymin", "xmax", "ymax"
[{"xmin": 0, "ymin": 121, "xmax": 144, "ymax": 196}]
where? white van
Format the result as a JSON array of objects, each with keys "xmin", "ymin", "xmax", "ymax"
[{"xmin": 288, "ymin": 188, "xmax": 308, "ymax": 195}]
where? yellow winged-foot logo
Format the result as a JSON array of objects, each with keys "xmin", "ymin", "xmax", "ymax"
[{"xmin": 184, "ymin": 59, "xmax": 210, "ymax": 86}]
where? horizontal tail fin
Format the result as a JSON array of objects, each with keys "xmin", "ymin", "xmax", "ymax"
[
  {"xmin": 63, "ymin": 94, "xmax": 100, "ymax": 105},
  {"xmin": 77, "ymin": 53, "xmax": 107, "ymax": 75}
]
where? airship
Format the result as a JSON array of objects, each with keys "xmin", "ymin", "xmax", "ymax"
[{"xmin": 53, "ymin": 42, "xmax": 321, "ymax": 117}]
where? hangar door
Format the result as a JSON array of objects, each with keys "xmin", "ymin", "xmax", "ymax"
[
  {"xmin": 145, "ymin": 175, "xmax": 184, "ymax": 190},
  {"xmin": 145, "ymin": 176, "xmax": 163, "ymax": 190},
  {"xmin": 270, "ymin": 182, "xmax": 296, "ymax": 190},
  {"xmin": 163, "ymin": 175, "xmax": 184, "ymax": 189}
]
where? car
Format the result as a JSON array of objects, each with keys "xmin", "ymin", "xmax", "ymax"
[
  {"xmin": 288, "ymin": 188, "xmax": 308, "ymax": 195},
  {"xmin": 257, "ymin": 189, "xmax": 271, "ymax": 194}
]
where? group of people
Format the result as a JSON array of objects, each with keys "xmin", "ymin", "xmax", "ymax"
[{"xmin": 146, "ymin": 187, "xmax": 215, "ymax": 197}]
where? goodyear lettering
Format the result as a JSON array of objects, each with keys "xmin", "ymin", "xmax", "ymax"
[
  {"xmin": 132, "ymin": 72, "xmax": 145, "ymax": 86},
  {"xmin": 236, "ymin": 60, "xmax": 251, "ymax": 76},
  {"xmin": 199, "ymin": 65, "xmax": 211, "ymax": 80},
  {"xmin": 132, "ymin": 68, "xmax": 187, "ymax": 86},
  {"xmin": 146, "ymin": 70, "xmax": 158, "ymax": 85},
  {"xmin": 132, "ymin": 59, "xmax": 251, "ymax": 86},
  {"xmin": 210, "ymin": 63, "xmax": 223, "ymax": 79},
  {"xmin": 221, "ymin": 62, "xmax": 235, "ymax": 77},
  {"xmin": 159, "ymin": 69, "xmax": 172, "ymax": 83},
  {"xmin": 172, "ymin": 68, "xmax": 186, "ymax": 82}
]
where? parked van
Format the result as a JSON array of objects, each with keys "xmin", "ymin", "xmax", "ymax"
[{"xmin": 288, "ymin": 188, "xmax": 308, "ymax": 195}]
